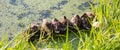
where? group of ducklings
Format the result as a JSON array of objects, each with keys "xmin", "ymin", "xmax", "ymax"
[{"xmin": 24, "ymin": 12, "xmax": 99, "ymax": 42}]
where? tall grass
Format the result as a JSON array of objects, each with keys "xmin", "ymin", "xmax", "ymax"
[{"xmin": 0, "ymin": 0, "xmax": 120, "ymax": 50}]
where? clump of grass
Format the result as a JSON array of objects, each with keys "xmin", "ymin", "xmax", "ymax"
[{"xmin": 0, "ymin": 0, "xmax": 120, "ymax": 50}]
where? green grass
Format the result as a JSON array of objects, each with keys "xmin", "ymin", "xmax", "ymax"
[{"xmin": 0, "ymin": 0, "xmax": 120, "ymax": 50}]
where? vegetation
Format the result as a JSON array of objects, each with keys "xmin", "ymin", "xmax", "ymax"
[{"xmin": 0, "ymin": 0, "xmax": 120, "ymax": 50}]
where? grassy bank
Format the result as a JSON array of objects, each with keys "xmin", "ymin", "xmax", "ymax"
[{"xmin": 0, "ymin": 0, "xmax": 120, "ymax": 50}]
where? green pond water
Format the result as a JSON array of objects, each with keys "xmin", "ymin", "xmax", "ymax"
[{"xmin": 0, "ymin": 0, "xmax": 92, "ymax": 38}]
